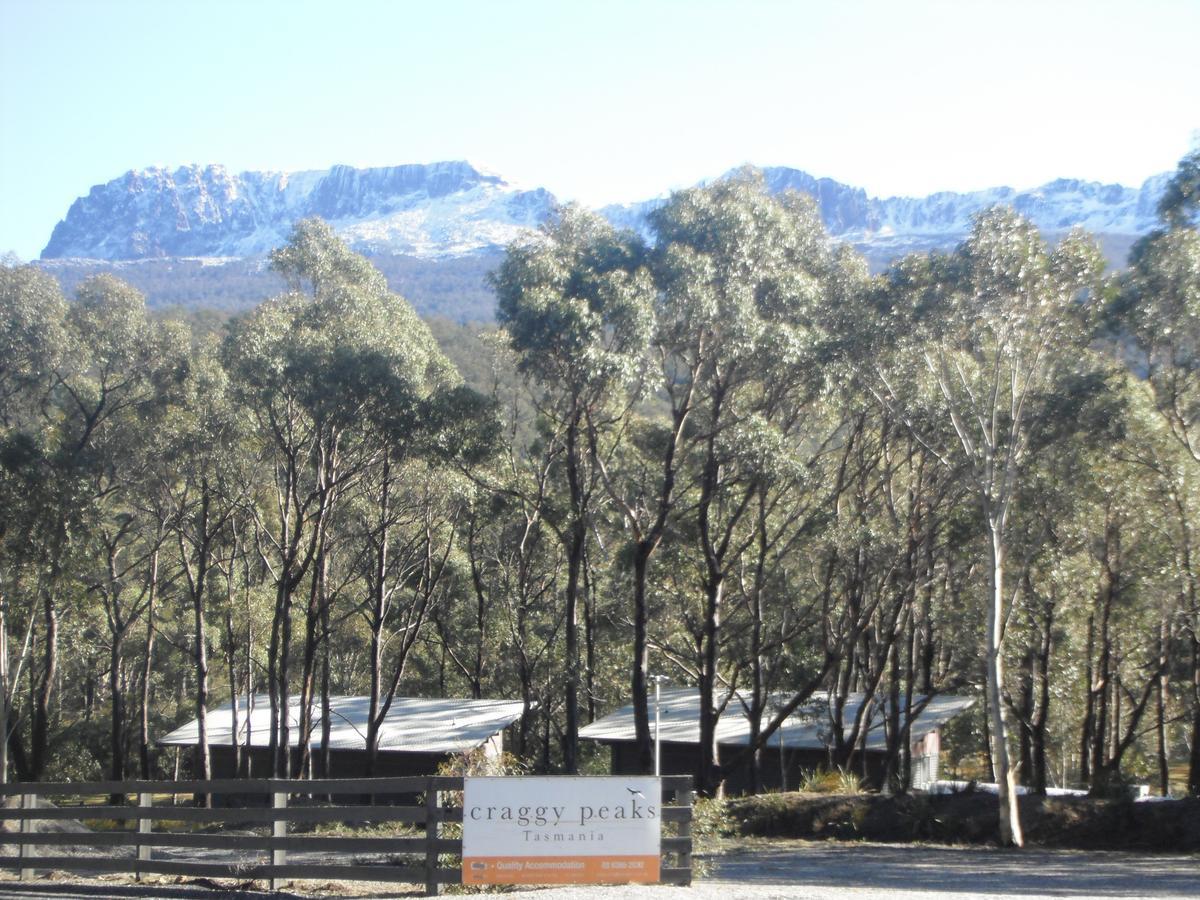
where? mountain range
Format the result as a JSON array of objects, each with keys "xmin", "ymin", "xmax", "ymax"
[
  {"xmin": 32, "ymin": 160, "xmax": 1171, "ymax": 319},
  {"xmin": 41, "ymin": 159, "xmax": 1170, "ymax": 263}
]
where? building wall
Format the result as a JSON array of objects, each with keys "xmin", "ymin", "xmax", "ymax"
[
  {"xmin": 205, "ymin": 745, "xmax": 457, "ymax": 780},
  {"xmin": 194, "ymin": 745, "xmax": 460, "ymax": 805},
  {"xmin": 605, "ymin": 740, "xmax": 891, "ymax": 795},
  {"xmin": 910, "ymin": 728, "xmax": 940, "ymax": 788},
  {"xmin": 482, "ymin": 731, "xmax": 502, "ymax": 761}
]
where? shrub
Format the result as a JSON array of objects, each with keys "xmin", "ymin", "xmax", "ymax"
[{"xmin": 796, "ymin": 766, "xmax": 863, "ymax": 794}]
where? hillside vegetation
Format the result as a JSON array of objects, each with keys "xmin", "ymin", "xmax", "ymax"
[
  {"xmin": 723, "ymin": 791, "xmax": 1200, "ymax": 851},
  {"xmin": 37, "ymin": 251, "xmax": 501, "ymax": 322}
]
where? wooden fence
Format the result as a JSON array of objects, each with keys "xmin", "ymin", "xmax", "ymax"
[{"xmin": 0, "ymin": 775, "xmax": 693, "ymax": 894}]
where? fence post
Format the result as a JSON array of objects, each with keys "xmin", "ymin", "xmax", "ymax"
[
  {"xmin": 135, "ymin": 791, "xmax": 152, "ymax": 880},
  {"xmin": 424, "ymin": 781, "xmax": 440, "ymax": 896},
  {"xmin": 678, "ymin": 787, "xmax": 693, "ymax": 886},
  {"xmin": 18, "ymin": 791, "xmax": 35, "ymax": 881},
  {"xmin": 270, "ymin": 790, "xmax": 287, "ymax": 892}
]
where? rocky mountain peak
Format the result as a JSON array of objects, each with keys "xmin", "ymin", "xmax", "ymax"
[{"xmin": 41, "ymin": 160, "xmax": 539, "ymax": 261}]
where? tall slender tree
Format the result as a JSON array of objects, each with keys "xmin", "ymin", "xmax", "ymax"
[
  {"xmin": 863, "ymin": 211, "xmax": 1107, "ymax": 844},
  {"xmin": 494, "ymin": 205, "xmax": 651, "ymax": 771}
]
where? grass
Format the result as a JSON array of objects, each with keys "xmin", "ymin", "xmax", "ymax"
[
  {"xmin": 306, "ymin": 820, "xmax": 418, "ymax": 837},
  {"xmin": 796, "ymin": 767, "xmax": 864, "ymax": 795}
]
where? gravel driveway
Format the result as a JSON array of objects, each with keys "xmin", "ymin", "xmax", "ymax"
[
  {"xmin": 711, "ymin": 840, "xmax": 1199, "ymax": 897},
  {"xmin": 0, "ymin": 840, "xmax": 1195, "ymax": 899},
  {"xmin": 504, "ymin": 840, "xmax": 1200, "ymax": 900}
]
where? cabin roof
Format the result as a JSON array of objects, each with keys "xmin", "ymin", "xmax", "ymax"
[
  {"xmin": 159, "ymin": 695, "xmax": 528, "ymax": 755},
  {"xmin": 578, "ymin": 689, "xmax": 975, "ymax": 752}
]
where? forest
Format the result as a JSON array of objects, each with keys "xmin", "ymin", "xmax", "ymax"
[
  {"xmin": 0, "ymin": 152, "xmax": 1197, "ymax": 850},
  {"xmin": 37, "ymin": 249, "xmax": 502, "ymax": 323}
]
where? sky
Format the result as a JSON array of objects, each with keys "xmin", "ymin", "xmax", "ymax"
[{"xmin": 1, "ymin": 0, "xmax": 1198, "ymax": 260}]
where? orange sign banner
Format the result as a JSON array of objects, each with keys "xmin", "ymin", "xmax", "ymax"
[{"xmin": 462, "ymin": 854, "xmax": 661, "ymax": 885}]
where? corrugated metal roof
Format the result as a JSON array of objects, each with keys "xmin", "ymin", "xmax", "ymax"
[
  {"xmin": 159, "ymin": 695, "xmax": 528, "ymax": 754},
  {"xmin": 578, "ymin": 689, "xmax": 975, "ymax": 751}
]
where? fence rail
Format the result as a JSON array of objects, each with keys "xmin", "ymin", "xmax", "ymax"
[{"xmin": 0, "ymin": 775, "xmax": 694, "ymax": 894}]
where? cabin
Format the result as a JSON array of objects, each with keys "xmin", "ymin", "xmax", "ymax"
[
  {"xmin": 158, "ymin": 694, "xmax": 528, "ymax": 780},
  {"xmin": 578, "ymin": 688, "xmax": 974, "ymax": 794}
]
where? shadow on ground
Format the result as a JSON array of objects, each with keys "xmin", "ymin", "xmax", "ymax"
[{"xmin": 0, "ymin": 880, "xmax": 415, "ymax": 900}]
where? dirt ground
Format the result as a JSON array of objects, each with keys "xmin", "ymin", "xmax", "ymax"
[
  {"xmin": 0, "ymin": 839, "xmax": 1196, "ymax": 900},
  {"xmin": 699, "ymin": 839, "xmax": 1200, "ymax": 897}
]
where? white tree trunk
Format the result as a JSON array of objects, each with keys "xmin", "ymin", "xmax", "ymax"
[
  {"xmin": 987, "ymin": 524, "xmax": 1024, "ymax": 847},
  {"xmin": 0, "ymin": 603, "xmax": 8, "ymax": 786}
]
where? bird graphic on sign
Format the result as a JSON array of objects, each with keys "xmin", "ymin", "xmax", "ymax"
[{"xmin": 626, "ymin": 787, "xmax": 645, "ymax": 798}]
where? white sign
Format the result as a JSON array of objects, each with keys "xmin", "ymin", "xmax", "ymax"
[{"xmin": 462, "ymin": 776, "xmax": 661, "ymax": 885}]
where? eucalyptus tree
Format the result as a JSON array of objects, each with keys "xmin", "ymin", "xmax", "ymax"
[
  {"xmin": 717, "ymin": 395, "xmax": 852, "ymax": 792},
  {"xmin": 1115, "ymin": 228, "xmax": 1200, "ymax": 467},
  {"xmin": 351, "ymin": 461, "xmax": 474, "ymax": 774},
  {"xmin": 86, "ymin": 509, "xmax": 162, "ymax": 785},
  {"xmin": 0, "ymin": 266, "xmax": 66, "ymax": 428},
  {"xmin": 8, "ymin": 275, "xmax": 186, "ymax": 781},
  {"xmin": 863, "ymin": 212, "xmax": 1108, "ymax": 845},
  {"xmin": 1156, "ymin": 441, "xmax": 1200, "ymax": 798},
  {"xmin": 435, "ymin": 498, "xmax": 506, "ymax": 701},
  {"xmin": 130, "ymin": 477, "xmax": 176, "ymax": 780},
  {"xmin": 493, "ymin": 205, "xmax": 652, "ymax": 771},
  {"xmin": 469, "ymin": 346, "xmax": 571, "ymax": 759},
  {"xmin": 70, "ymin": 285, "xmax": 190, "ymax": 787},
  {"xmin": 1110, "ymin": 157, "xmax": 1200, "ymax": 794},
  {"xmin": 818, "ymin": 411, "xmax": 971, "ymax": 792},
  {"xmin": 0, "ymin": 265, "xmax": 67, "ymax": 783},
  {"xmin": 224, "ymin": 218, "xmax": 482, "ymax": 777},
  {"xmin": 716, "ymin": 399, "xmax": 901, "ymax": 791},
  {"xmin": 1109, "ymin": 380, "xmax": 1200, "ymax": 796},
  {"xmin": 289, "ymin": 319, "xmax": 496, "ymax": 780},
  {"xmin": 1006, "ymin": 483, "xmax": 1082, "ymax": 795},
  {"xmin": 632, "ymin": 176, "xmax": 872, "ymax": 791},
  {"xmin": 439, "ymin": 391, "xmax": 565, "ymax": 757},
  {"xmin": 1003, "ymin": 382, "xmax": 1121, "ymax": 795},
  {"xmin": 1157, "ymin": 148, "xmax": 1200, "ymax": 231},
  {"xmin": 158, "ymin": 336, "xmax": 250, "ymax": 787},
  {"xmin": 1074, "ymin": 431, "xmax": 1179, "ymax": 795}
]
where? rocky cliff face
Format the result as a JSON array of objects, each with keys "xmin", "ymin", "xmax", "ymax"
[
  {"xmin": 864, "ymin": 174, "xmax": 1168, "ymax": 243},
  {"xmin": 42, "ymin": 161, "xmax": 555, "ymax": 260},
  {"xmin": 41, "ymin": 160, "xmax": 1168, "ymax": 263},
  {"xmin": 628, "ymin": 167, "xmax": 1162, "ymax": 243}
]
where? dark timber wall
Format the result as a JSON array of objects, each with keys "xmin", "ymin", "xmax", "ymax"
[
  {"xmin": 207, "ymin": 746, "xmax": 459, "ymax": 780},
  {"xmin": 606, "ymin": 741, "xmax": 889, "ymax": 795}
]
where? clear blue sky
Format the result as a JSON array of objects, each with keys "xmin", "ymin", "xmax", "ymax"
[{"xmin": 2, "ymin": 0, "xmax": 1197, "ymax": 260}]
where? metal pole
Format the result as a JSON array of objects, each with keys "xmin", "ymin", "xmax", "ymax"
[
  {"xmin": 18, "ymin": 791, "xmax": 34, "ymax": 881},
  {"xmin": 425, "ymin": 782, "xmax": 441, "ymax": 896},
  {"xmin": 655, "ymin": 678, "xmax": 661, "ymax": 776},
  {"xmin": 136, "ymin": 792, "xmax": 151, "ymax": 880},
  {"xmin": 270, "ymin": 790, "xmax": 287, "ymax": 891}
]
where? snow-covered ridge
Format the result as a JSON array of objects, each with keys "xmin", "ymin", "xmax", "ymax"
[
  {"xmin": 41, "ymin": 161, "xmax": 1170, "ymax": 263},
  {"xmin": 602, "ymin": 167, "xmax": 1169, "ymax": 249},
  {"xmin": 864, "ymin": 174, "xmax": 1170, "ymax": 240},
  {"xmin": 42, "ymin": 161, "xmax": 554, "ymax": 261}
]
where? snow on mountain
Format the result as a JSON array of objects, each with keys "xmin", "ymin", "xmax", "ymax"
[
  {"xmin": 601, "ymin": 167, "xmax": 1168, "ymax": 255},
  {"xmin": 596, "ymin": 197, "xmax": 663, "ymax": 244},
  {"xmin": 862, "ymin": 174, "xmax": 1169, "ymax": 243},
  {"xmin": 41, "ymin": 161, "xmax": 557, "ymax": 261},
  {"xmin": 41, "ymin": 161, "xmax": 1170, "ymax": 265}
]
